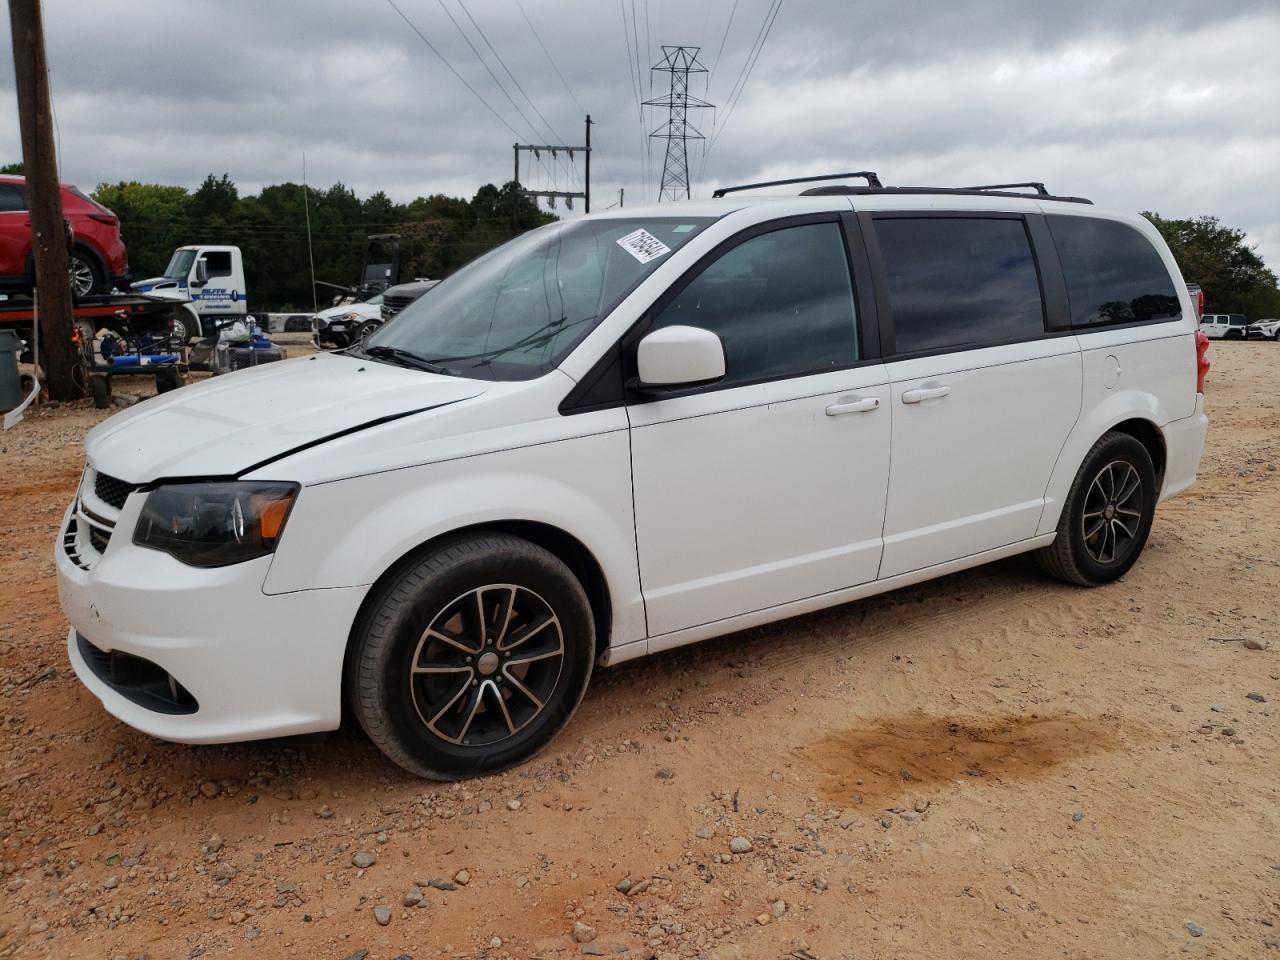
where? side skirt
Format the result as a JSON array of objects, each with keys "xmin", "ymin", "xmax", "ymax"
[{"xmin": 598, "ymin": 533, "xmax": 1057, "ymax": 666}]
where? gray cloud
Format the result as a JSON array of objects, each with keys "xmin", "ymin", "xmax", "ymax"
[{"xmin": 2, "ymin": 0, "xmax": 1277, "ymax": 266}]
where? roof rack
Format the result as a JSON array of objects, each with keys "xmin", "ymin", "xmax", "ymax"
[
  {"xmin": 711, "ymin": 171, "xmax": 882, "ymax": 198},
  {"xmin": 961, "ymin": 181, "xmax": 1050, "ymax": 196},
  {"xmin": 798, "ymin": 183, "xmax": 1092, "ymax": 204}
]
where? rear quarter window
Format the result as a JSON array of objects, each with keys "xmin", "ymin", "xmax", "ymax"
[{"xmin": 1048, "ymin": 216, "xmax": 1181, "ymax": 328}]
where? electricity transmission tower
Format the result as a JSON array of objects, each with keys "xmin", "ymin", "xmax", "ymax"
[{"xmin": 644, "ymin": 46, "xmax": 713, "ymax": 202}]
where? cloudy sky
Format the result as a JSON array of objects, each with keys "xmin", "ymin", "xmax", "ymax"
[{"xmin": 3, "ymin": 0, "xmax": 1278, "ymax": 266}]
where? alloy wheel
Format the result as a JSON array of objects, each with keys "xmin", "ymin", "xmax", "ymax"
[
  {"xmin": 69, "ymin": 256, "xmax": 96, "ymax": 298},
  {"xmin": 409, "ymin": 584, "xmax": 565, "ymax": 747},
  {"xmin": 1081, "ymin": 460, "xmax": 1144, "ymax": 564}
]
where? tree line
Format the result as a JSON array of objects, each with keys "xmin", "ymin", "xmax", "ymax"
[
  {"xmin": 89, "ymin": 174, "xmax": 553, "ymax": 311},
  {"xmin": 5, "ymin": 162, "xmax": 1279, "ymax": 317}
]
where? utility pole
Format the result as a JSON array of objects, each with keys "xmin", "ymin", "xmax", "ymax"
[
  {"xmin": 644, "ymin": 46, "xmax": 713, "ymax": 202},
  {"xmin": 583, "ymin": 114, "xmax": 591, "ymax": 214},
  {"xmin": 8, "ymin": 0, "xmax": 80, "ymax": 400},
  {"xmin": 511, "ymin": 114, "xmax": 592, "ymax": 221}
]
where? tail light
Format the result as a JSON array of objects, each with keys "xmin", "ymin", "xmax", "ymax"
[
  {"xmin": 1194, "ymin": 330, "xmax": 1210, "ymax": 394},
  {"xmin": 1195, "ymin": 288, "xmax": 1205, "ymax": 320}
]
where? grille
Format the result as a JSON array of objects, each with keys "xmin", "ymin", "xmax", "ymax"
[
  {"xmin": 381, "ymin": 292, "xmax": 418, "ymax": 319},
  {"xmin": 88, "ymin": 525, "xmax": 111, "ymax": 554},
  {"xmin": 94, "ymin": 472, "xmax": 139, "ymax": 510}
]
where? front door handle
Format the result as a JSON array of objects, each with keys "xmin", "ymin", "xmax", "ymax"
[
  {"xmin": 901, "ymin": 384, "xmax": 951, "ymax": 404},
  {"xmin": 825, "ymin": 395, "xmax": 880, "ymax": 416}
]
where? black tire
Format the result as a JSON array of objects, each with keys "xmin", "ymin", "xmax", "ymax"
[
  {"xmin": 353, "ymin": 318, "xmax": 380, "ymax": 342},
  {"xmin": 69, "ymin": 250, "xmax": 105, "ymax": 299},
  {"xmin": 155, "ymin": 367, "xmax": 183, "ymax": 393},
  {"xmin": 346, "ymin": 532, "xmax": 595, "ymax": 779},
  {"xmin": 89, "ymin": 374, "xmax": 111, "ymax": 409},
  {"xmin": 1035, "ymin": 431, "xmax": 1157, "ymax": 586}
]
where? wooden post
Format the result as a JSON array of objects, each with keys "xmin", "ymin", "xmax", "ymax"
[{"xmin": 8, "ymin": 0, "xmax": 80, "ymax": 400}]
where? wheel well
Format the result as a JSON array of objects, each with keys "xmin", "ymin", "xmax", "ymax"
[
  {"xmin": 70, "ymin": 243, "xmax": 106, "ymax": 276},
  {"xmin": 1109, "ymin": 418, "xmax": 1166, "ymax": 490},
  {"xmin": 349, "ymin": 521, "xmax": 613, "ymax": 661}
]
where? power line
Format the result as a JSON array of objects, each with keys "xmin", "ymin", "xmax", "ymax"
[
  {"xmin": 514, "ymin": 0, "xmax": 584, "ymax": 115},
  {"xmin": 701, "ymin": 0, "xmax": 784, "ymax": 186},
  {"xmin": 619, "ymin": 0, "xmax": 649, "ymax": 202},
  {"xmin": 709, "ymin": 0, "xmax": 783, "ymax": 154},
  {"xmin": 431, "ymin": 0, "xmax": 543, "ymax": 144},
  {"xmin": 454, "ymin": 0, "xmax": 574, "ymax": 188},
  {"xmin": 457, "ymin": 0, "xmax": 560, "ymax": 141},
  {"xmin": 381, "ymin": 0, "xmax": 523, "ymax": 141},
  {"xmin": 708, "ymin": 0, "xmax": 740, "ymax": 86}
]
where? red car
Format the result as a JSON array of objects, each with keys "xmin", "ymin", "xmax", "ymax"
[{"xmin": 0, "ymin": 175, "xmax": 129, "ymax": 298}]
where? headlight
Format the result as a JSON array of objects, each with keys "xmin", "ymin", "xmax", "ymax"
[{"xmin": 133, "ymin": 482, "xmax": 299, "ymax": 567}]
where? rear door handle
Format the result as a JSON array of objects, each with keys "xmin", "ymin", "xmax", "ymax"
[
  {"xmin": 901, "ymin": 385, "xmax": 951, "ymax": 404},
  {"xmin": 825, "ymin": 395, "xmax": 880, "ymax": 416}
]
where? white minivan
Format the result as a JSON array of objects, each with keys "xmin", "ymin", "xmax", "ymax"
[{"xmin": 58, "ymin": 175, "xmax": 1210, "ymax": 778}]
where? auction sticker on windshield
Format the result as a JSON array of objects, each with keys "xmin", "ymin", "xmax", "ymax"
[{"xmin": 616, "ymin": 228, "xmax": 672, "ymax": 264}]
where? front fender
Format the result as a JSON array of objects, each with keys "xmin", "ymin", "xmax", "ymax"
[{"xmin": 261, "ymin": 424, "xmax": 646, "ymax": 648}]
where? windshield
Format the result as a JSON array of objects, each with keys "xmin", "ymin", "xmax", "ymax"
[
  {"xmin": 163, "ymin": 249, "xmax": 196, "ymax": 281},
  {"xmin": 366, "ymin": 293, "xmax": 384, "ymax": 306},
  {"xmin": 366, "ymin": 216, "xmax": 713, "ymax": 380}
]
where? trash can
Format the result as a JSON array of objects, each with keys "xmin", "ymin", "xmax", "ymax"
[{"xmin": 0, "ymin": 329, "xmax": 24, "ymax": 413}]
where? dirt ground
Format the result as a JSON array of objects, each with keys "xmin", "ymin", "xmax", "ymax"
[{"xmin": 0, "ymin": 341, "xmax": 1277, "ymax": 960}]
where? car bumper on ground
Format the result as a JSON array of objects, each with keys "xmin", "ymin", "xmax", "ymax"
[{"xmin": 57, "ymin": 497, "xmax": 367, "ymax": 744}]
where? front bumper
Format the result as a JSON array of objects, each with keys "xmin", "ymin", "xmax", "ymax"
[{"xmin": 57, "ymin": 486, "xmax": 367, "ymax": 744}]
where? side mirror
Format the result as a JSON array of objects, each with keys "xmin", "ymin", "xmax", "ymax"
[
  {"xmin": 635, "ymin": 325, "xmax": 725, "ymax": 390},
  {"xmin": 192, "ymin": 259, "xmax": 208, "ymax": 286}
]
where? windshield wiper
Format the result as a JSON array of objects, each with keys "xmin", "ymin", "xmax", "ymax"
[
  {"xmin": 361, "ymin": 344, "xmax": 456, "ymax": 376},
  {"xmin": 429, "ymin": 314, "xmax": 593, "ymax": 368}
]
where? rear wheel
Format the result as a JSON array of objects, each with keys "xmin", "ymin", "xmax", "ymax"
[
  {"xmin": 346, "ymin": 533, "xmax": 595, "ymax": 779},
  {"xmin": 1035, "ymin": 431, "xmax": 1157, "ymax": 586}
]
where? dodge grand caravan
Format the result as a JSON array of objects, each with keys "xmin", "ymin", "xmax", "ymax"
[{"xmin": 58, "ymin": 173, "xmax": 1210, "ymax": 779}]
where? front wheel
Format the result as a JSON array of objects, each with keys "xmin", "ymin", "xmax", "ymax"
[
  {"xmin": 346, "ymin": 533, "xmax": 595, "ymax": 779},
  {"xmin": 1035, "ymin": 432, "xmax": 1157, "ymax": 586},
  {"xmin": 69, "ymin": 252, "xmax": 104, "ymax": 299}
]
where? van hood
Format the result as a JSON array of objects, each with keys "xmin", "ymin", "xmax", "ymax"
[{"xmin": 85, "ymin": 352, "xmax": 486, "ymax": 483}]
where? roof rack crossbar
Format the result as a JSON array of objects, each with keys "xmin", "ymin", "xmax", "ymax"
[
  {"xmin": 961, "ymin": 182, "xmax": 1050, "ymax": 197},
  {"xmin": 712, "ymin": 171, "xmax": 882, "ymax": 199}
]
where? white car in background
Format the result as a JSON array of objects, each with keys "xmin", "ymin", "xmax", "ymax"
[
  {"xmin": 314, "ymin": 293, "xmax": 383, "ymax": 347},
  {"xmin": 57, "ymin": 174, "xmax": 1210, "ymax": 780},
  {"xmin": 1247, "ymin": 318, "xmax": 1280, "ymax": 341}
]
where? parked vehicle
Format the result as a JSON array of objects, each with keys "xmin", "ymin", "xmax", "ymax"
[
  {"xmin": 315, "ymin": 293, "xmax": 383, "ymax": 347},
  {"xmin": 1246, "ymin": 318, "xmax": 1280, "ymax": 340},
  {"xmin": 379, "ymin": 279, "xmax": 439, "ymax": 329},
  {"xmin": 1185, "ymin": 282, "xmax": 1204, "ymax": 320},
  {"xmin": 58, "ymin": 174, "xmax": 1209, "ymax": 779},
  {"xmin": 0, "ymin": 175, "xmax": 130, "ymax": 297},
  {"xmin": 131, "ymin": 245, "xmax": 248, "ymax": 343},
  {"xmin": 1199, "ymin": 313, "xmax": 1249, "ymax": 339}
]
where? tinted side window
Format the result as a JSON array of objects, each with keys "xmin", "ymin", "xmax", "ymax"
[
  {"xmin": 1047, "ymin": 215, "xmax": 1181, "ymax": 327},
  {"xmin": 875, "ymin": 217, "xmax": 1045, "ymax": 354},
  {"xmin": 651, "ymin": 221, "xmax": 858, "ymax": 387},
  {"xmin": 0, "ymin": 183, "xmax": 25, "ymax": 212},
  {"xmin": 203, "ymin": 251, "xmax": 233, "ymax": 278}
]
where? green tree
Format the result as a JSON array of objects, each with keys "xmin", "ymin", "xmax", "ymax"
[
  {"xmin": 1, "ymin": 161, "xmax": 23, "ymax": 174},
  {"xmin": 93, "ymin": 173, "xmax": 557, "ymax": 311},
  {"xmin": 1144, "ymin": 212, "xmax": 1279, "ymax": 315}
]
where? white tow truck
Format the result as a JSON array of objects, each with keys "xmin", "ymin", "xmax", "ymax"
[{"xmin": 130, "ymin": 245, "xmax": 248, "ymax": 343}]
